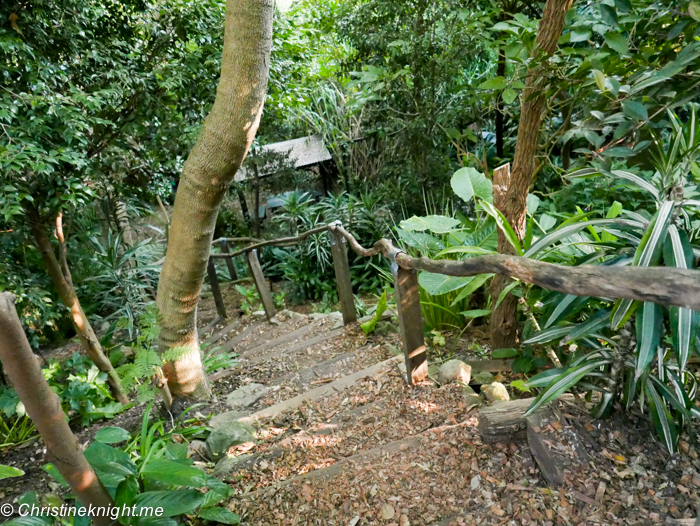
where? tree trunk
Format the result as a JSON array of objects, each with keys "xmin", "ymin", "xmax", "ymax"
[
  {"xmin": 0, "ymin": 293, "xmax": 115, "ymax": 526},
  {"xmin": 490, "ymin": 0, "xmax": 574, "ymax": 350},
  {"xmin": 29, "ymin": 213, "xmax": 128, "ymax": 404},
  {"xmin": 490, "ymin": 164, "xmax": 519, "ymax": 350},
  {"xmin": 156, "ymin": 0, "xmax": 274, "ymax": 400}
]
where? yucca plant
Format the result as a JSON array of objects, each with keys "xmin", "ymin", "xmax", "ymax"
[{"xmin": 522, "ymin": 109, "xmax": 700, "ymax": 454}]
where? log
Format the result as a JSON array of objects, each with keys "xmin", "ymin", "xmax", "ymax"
[
  {"xmin": 527, "ymin": 408, "xmax": 589, "ymax": 486},
  {"xmin": 328, "ymin": 223, "xmax": 700, "ymax": 312},
  {"xmin": 330, "ymin": 228, "xmax": 357, "ymax": 326},
  {"xmin": 247, "ymin": 249, "xmax": 276, "ymax": 320},
  {"xmin": 207, "ymin": 257, "xmax": 227, "ymax": 319},
  {"xmin": 0, "ymin": 293, "xmax": 115, "ymax": 525},
  {"xmin": 395, "ymin": 267, "xmax": 428, "ymax": 384},
  {"xmin": 478, "ymin": 394, "xmax": 574, "ymax": 444}
]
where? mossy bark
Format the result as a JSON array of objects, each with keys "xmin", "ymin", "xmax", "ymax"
[{"xmin": 156, "ymin": 0, "xmax": 274, "ymax": 399}]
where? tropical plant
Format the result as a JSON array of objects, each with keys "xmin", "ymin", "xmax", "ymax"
[
  {"xmin": 39, "ymin": 403, "xmax": 239, "ymax": 525},
  {"xmin": 522, "ymin": 111, "xmax": 700, "ymax": 453}
]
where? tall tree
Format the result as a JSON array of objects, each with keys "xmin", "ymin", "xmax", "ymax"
[
  {"xmin": 490, "ymin": 0, "xmax": 574, "ymax": 350},
  {"xmin": 156, "ymin": 0, "xmax": 275, "ymax": 401}
]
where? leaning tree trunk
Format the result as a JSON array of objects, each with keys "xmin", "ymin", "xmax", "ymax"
[
  {"xmin": 156, "ymin": 0, "xmax": 274, "ymax": 400},
  {"xmin": 490, "ymin": 0, "xmax": 574, "ymax": 350},
  {"xmin": 0, "ymin": 293, "xmax": 115, "ymax": 526},
  {"xmin": 29, "ymin": 212, "xmax": 128, "ymax": 404}
]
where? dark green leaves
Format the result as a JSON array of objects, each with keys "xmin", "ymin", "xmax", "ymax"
[
  {"xmin": 634, "ymin": 302, "xmax": 663, "ymax": 379},
  {"xmin": 451, "ymin": 167, "xmax": 492, "ymax": 204},
  {"xmin": 141, "ymin": 459, "xmax": 209, "ymax": 488},
  {"xmin": 604, "ymin": 32, "xmax": 628, "ymax": 55},
  {"xmin": 198, "ymin": 507, "xmax": 241, "ymax": 524},
  {"xmin": 133, "ymin": 490, "xmax": 205, "ymax": 518},
  {"xmin": 95, "ymin": 426, "xmax": 130, "ymax": 444},
  {"xmin": 0, "ymin": 464, "xmax": 24, "ymax": 479},
  {"xmin": 622, "ymin": 101, "xmax": 648, "ymax": 121}
]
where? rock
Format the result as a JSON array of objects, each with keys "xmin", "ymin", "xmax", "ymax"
[
  {"xmin": 328, "ymin": 311, "xmax": 343, "ymax": 321},
  {"xmin": 462, "ymin": 385, "xmax": 482, "ymax": 407},
  {"xmin": 187, "ymin": 440, "xmax": 208, "ymax": 460},
  {"xmin": 428, "ymin": 363, "xmax": 440, "ymax": 377},
  {"xmin": 210, "ymin": 410, "xmax": 246, "ymax": 429},
  {"xmin": 205, "ymin": 421, "xmax": 256, "ymax": 460},
  {"xmin": 380, "ymin": 504, "xmax": 395, "ymax": 520},
  {"xmin": 212, "ymin": 454, "xmax": 255, "ymax": 478},
  {"xmin": 386, "ymin": 343, "xmax": 402, "ymax": 356},
  {"xmin": 226, "ymin": 383, "xmax": 268, "ymax": 410},
  {"xmin": 277, "ymin": 309, "xmax": 307, "ymax": 321},
  {"xmin": 471, "ymin": 371, "xmax": 495, "ymax": 385},
  {"xmin": 373, "ymin": 321, "xmax": 399, "ymax": 336},
  {"xmin": 309, "ymin": 312, "xmax": 327, "ymax": 320},
  {"xmin": 251, "ymin": 310, "xmax": 266, "ymax": 318},
  {"xmin": 438, "ymin": 359, "xmax": 472, "ymax": 385},
  {"xmin": 482, "ymin": 382, "xmax": 510, "ymax": 402}
]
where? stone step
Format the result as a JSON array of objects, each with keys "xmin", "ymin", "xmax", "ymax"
[
  {"xmin": 238, "ymin": 320, "xmax": 319, "ymax": 360},
  {"xmin": 210, "ymin": 354, "xmax": 403, "ymax": 428}
]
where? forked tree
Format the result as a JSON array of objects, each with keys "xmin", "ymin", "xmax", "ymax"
[
  {"xmin": 490, "ymin": 0, "xmax": 575, "ymax": 350},
  {"xmin": 156, "ymin": 0, "xmax": 275, "ymax": 401}
]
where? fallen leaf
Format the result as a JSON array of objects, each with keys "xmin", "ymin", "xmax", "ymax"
[{"xmin": 381, "ymin": 503, "xmax": 395, "ymax": 520}]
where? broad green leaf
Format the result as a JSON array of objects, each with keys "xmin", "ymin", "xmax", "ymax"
[
  {"xmin": 526, "ymin": 193, "xmax": 540, "ymax": 216},
  {"xmin": 525, "ymin": 359, "xmax": 610, "ymax": 416},
  {"xmin": 478, "ymin": 76, "xmax": 507, "ymax": 90},
  {"xmin": 591, "ymin": 391, "xmax": 615, "ymax": 419},
  {"xmin": 450, "ymin": 273, "xmax": 494, "ymax": 305},
  {"xmin": 593, "ymin": 69, "xmax": 606, "ymax": 91},
  {"xmin": 634, "ymin": 200, "xmax": 673, "ymax": 268},
  {"xmin": 396, "ymin": 228, "xmax": 445, "ymax": 253},
  {"xmin": 502, "ymin": 88, "xmax": 517, "ymax": 104},
  {"xmin": 645, "ymin": 380, "xmax": 678, "ymax": 454},
  {"xmin": 418, "ymin": 273, "xmax": 474, "ymax": 296},
  {"xmin": 599, "ymin": 3, "xmax": 618, "ymax": 24},
  {"xmin": 399, "ymin": 215, "xmax": 460, "ymax": 234},
  {"xmin": 460, "ymin": 309, "xmax": 491, "ymax": 318},
  {"xmin": 201, "ymin": 476, "xmax": 233, "ymax": 508},
  {"xmin": 141, "ymin": 458, "xmax": 209, "ymax": 488},
  {"xmin": 606, "ymin": 201, "xmax": 623, "ymax": 218},
  {"xmin": 451, "ymin": 167, "xmax": 493, "ymax": 204},
  {"xmin": 0, "ymin": 464, "xmax": 24, "ymax": 479},
  {"xmin": 198, "ymin": 507, "xmax": 241, "ymax": 524},
  {"xmin": 41, "ymin": 463, "xmax": 68, "ymax": 487},
  {"xmin": 133, "ymin": 489, "xmax": 205, "ymax": 518},
  {"xmin": 115, "ymin": 476, "xmax": 139, "ymax": 508},
  {"xmin": 492, "ymin": 348, "xmax": 519, "ymax": 358},
  {"xmin": 2, "ymin": 518, "xmax": 52, "ymax": 526},
  {"xmin": 94, "ymin": 426, "xmax": 130, "ymax": 444},
  {"xmin": 635, "ymin": 302, "xmax": 663, "ymax": 379},
  {"xmin": 479, "ymin": 201, "xmax": 522, "ymax": 255},
  {"xmin": 604, "ymin": 32, "xmax": 628, "ymax": 54},
  {"xmin": 361, "ymin": 291, "xmax": 388, "ymax": 334},
  {"xmin": 622, "ymin": 100, "xmax": 648, "ymax": 121},
  {"xmin": 689, "ymin": 2, "xmax": 700, "ymax": 21},
  {"xmin": 435, "ymin": 245, "xmax": 495, "ymax": 257}
]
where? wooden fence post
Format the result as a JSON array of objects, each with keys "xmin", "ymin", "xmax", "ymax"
[
  {"xmin": 330, "ymin": 228, "xmax": 357, "ymax": 325},
  {"xmin": 207, "ymin": 257, "xmax": 227, "ymax": 319},
  {"xmin": 220, "ymin": 238, "xmax": 239, "ymax": 281},
  {"xmin": 247, "ymin": 249, "xmax": 276, "ymax": 320},
  {"xmin": 394, "ymin": 266, "xmax": 428, "ymax": 384},
  {"xmin": 0, "ymin": 293, "xmax": 115, "ymax": 526}
]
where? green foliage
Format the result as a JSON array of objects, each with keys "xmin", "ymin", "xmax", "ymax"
[
  {"xmin": 360, "ymin": 290, "xmax": 389, "ymax": 334},
  {"xmin": 523, "ymin": 116, "xmax": 700, "ymax": 454},
  {"xmin": 1, "ymin": 352, "xmax": 124, "ymax": 448},
  {"xmin": 40, "ymin": 403, "xmax": 235, "ymax": 524},
  {"xmin": 236, "ymin": 284, "xmax": 261, "ymax": 316}
]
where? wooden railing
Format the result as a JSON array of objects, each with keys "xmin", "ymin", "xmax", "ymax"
[{"xmin": 207, "ymin": 221, "xmax": 700, "ymax": 385}]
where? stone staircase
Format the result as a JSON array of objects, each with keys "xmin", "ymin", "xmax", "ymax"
[{"xmin": 191, "ymin": 311, "xmax": 597, "ymax": 526}]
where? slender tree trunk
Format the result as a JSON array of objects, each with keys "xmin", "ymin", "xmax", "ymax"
[
  {"xmin": 29, "ymin": 212, "xmax": 128, "ymax": 404},
  {"xmin": 156, "ymin": 0, "xmax": 274, "ymax": 400},
  {"xmin": 490, "ymin": 0, "xmax": 574, "ymax": 349},
  {"xmin": 0, "ymin": 292, "xmax": 114, "ymax": 526}
]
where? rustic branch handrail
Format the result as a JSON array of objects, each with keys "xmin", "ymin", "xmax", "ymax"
[
  {"xmin": 210, "ymin": 225, "xmax": 330, "ymax": 258},
  {"xmin": 328, "ymin": 223, "xmax": 700, "ymax": 312}
]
